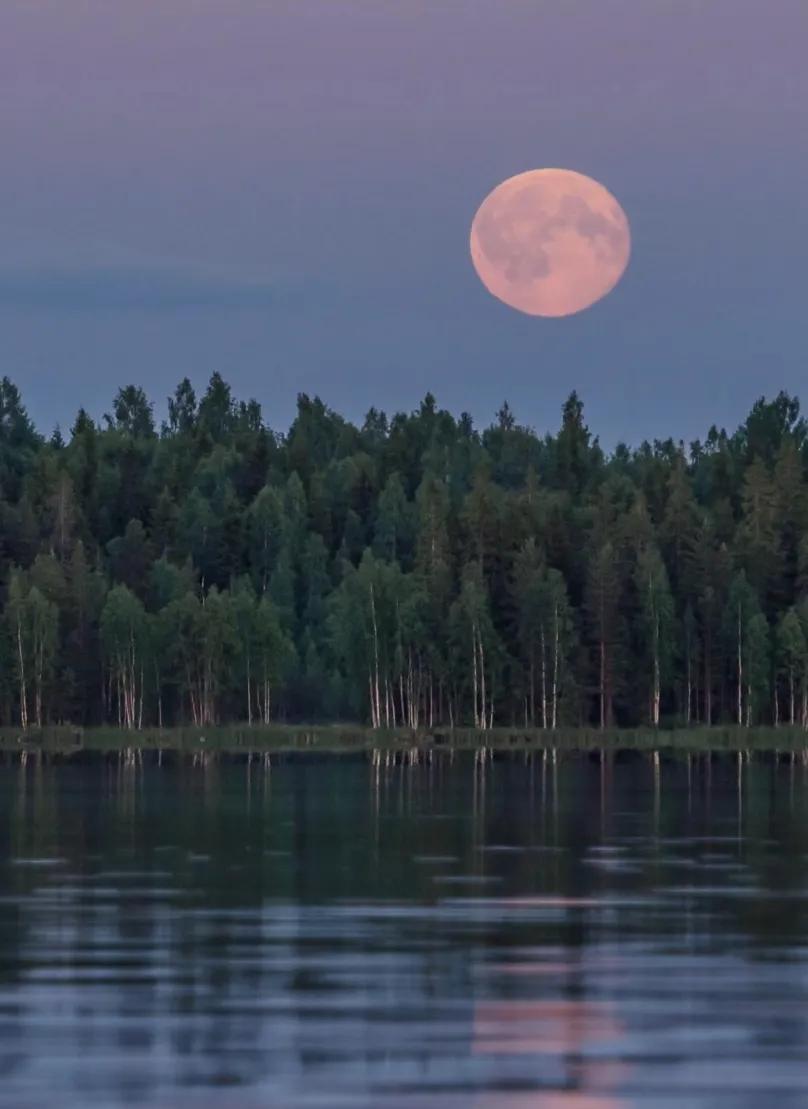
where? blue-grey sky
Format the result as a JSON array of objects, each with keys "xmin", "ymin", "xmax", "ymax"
[{"xmin": 1, "ymin": 0, "xmax": 806, "ymax": 445}]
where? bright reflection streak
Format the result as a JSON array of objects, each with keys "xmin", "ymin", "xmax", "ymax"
[{"xmin": 473, "ymin": 999, "xmax": 622, "ymax": 1056}]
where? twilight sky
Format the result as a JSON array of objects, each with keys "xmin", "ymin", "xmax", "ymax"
[{"xmin": 1, "ymin": 0, "xmax": 806, "ymax": 445}]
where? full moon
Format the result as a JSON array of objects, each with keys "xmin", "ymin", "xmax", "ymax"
[{"xmin": 469, "ymin": 168, "xmax": 631, "ymax": 317}]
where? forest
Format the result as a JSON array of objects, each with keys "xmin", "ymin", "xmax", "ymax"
[{"xmin": 0, "ymin": 374, "xmax": 807, "ymax": 731}]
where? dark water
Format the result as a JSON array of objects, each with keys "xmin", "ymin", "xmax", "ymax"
[{"xmin": 2, "ymin": 748, "xmax": 808, "ymax": 1108}]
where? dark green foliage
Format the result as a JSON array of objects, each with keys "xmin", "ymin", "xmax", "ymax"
[{"xmin": 1, "ymin": 375, "xmax": 808, "ymax": 730}]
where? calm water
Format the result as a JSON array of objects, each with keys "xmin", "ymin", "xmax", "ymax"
[{"xmin": 2, "ymin": 748, "xmax": 808, "ymax": 1108}]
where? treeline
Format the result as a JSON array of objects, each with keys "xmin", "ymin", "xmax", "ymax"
[{"xmin": 1, "ymin": 375, "xmax": 807, "ymax": 730}]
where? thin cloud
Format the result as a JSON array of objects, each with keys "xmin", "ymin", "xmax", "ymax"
[{"xmin": 0, "ymin": 265, "xmax": 313, "ymax": 311}]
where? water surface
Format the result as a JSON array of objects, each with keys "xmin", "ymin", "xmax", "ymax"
[{"xmin": 1, "ymin": 748, "xmax": 808, "ymax": 1107}]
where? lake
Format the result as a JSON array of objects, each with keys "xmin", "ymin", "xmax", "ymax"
[{"xmin": 1, "ymin": 747, "xmax": 808, "ymax": 1107}]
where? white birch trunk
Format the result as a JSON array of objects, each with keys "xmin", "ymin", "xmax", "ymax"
[{"xmin": 17, "ymin": 618, "xmax": 28, "ymax": 729}]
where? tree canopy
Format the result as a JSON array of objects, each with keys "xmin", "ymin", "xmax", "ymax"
[{"xmin": 0, "ymin": 375, "xmax": 807, "ymax": 730}]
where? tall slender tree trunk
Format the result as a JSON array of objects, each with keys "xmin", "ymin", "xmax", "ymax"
[
  {"xmin": 737, "ymin": 606, "xmax": 743, "ymax": 726},
  {"xmin": 685, "ymin": 645, "xmax": 692, "ymax": 726},
  {"xmin": 551, "ymin": 603, "xmax": 559, "ymax": 730},
  {"xmin": 368, "ymin": 673, "xmax": 377, "ymax": 728},
  {"xmin": 694, "ymin": 667, "xmax": 701, "ymax": 725},
  {"xmin": 529, "ymin": 652, "xmax": 536, "ymax": 728},
  {"xmin": 650, "ymin": 609, "xmax": 660, "ymax": 727},
  {"xmin": 704, "ymin": 629, "xmax": 712, "ymax": 726},
  {"xmin": 246, "ymin": 653, "xmax": 252, "ymax": 725},
  {"xmin": 746, "ymin": 679, "xmax": 752, "ymax": 727},
  {"xmin": 479, "ymin": 629, "xmax": 487, "ymax": 732},
  {"xmin": 539, "ymin": 627, "xmax": 547, "ymax": 729},
  {"xmin": 471, "ymin": 623, "xmax": 479, "ymax": 728},
  {"xmin": 155, "ymin": 662, "xmax": 163, "ymax": 729},
  {"xmin": 35, "ymin": 633, "xmax": 44, "ymax": 727},
  {"xmin": 369, "ymin": 583, "xmax": 381, "ymax": 729},
  {"xmin": 16, "ymin": 619, "xmax": 28, "ymax": 729},
  {"xmin": 652, "ymin": 649, "xmax": 660, "ymax": 726}
]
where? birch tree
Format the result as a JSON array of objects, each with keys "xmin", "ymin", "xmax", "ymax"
[
  {"xmin": 724, "ymin": 571, "xmax": 759, "ymax": 727},
  {"xmin": 745, "ymin": 613, "xmax": 770, "ymax": 726},
  {"xmin": 585, "ymin": 542, "xmax": 621, "ymax": 729},
  {"xmin": 163, "ymin": 589, "xmax": 235, "ymax": 725},
  {"xmin": 776, "ymin": 608, "xmax": 806, "ymax": 726},
  {"xmin": 449, "ymin": 563, "xmax": 500, "ymax": 729},
  {"xmin": 6, "ymin": 571, "xmax": 30, "ymax": 728},
  {"xmin": 100, "ymin": 584, "xmax": 148, "ymax": 729},
  {"xmin": 636, "ymin": 545, "xmax": 675, "ymax": 725},
  {"xmin": 513, "ymin": 541, "xmax": 574, "ymax": 728},
  {"xmin": 245, "ymin": 485, "xmax": 283, "ymax": 594},
  {"xmin": 253, "ymin": 595, "xmax": 292, "ymax": 723},
  {"xmin": 6, "ymin": 572, "xmax": 59, "ymax": 727},
  {"xmin": 329, "ymin": 551, "xmax": 402, "ymax": 728}
]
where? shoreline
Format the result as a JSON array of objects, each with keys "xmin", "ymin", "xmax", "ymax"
[{"xmin": 2, "ymin": 723, "xmax": 808, "ymax": 755}]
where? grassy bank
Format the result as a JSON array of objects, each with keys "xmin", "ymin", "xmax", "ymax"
[{"xmin": 1, "ymin": 723, "xmax": 808, "ymax": 755}]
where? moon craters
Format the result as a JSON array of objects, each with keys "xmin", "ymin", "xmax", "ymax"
[{"xmin": 470, "ymin": 168, "xmax": 630, "ymax": 317}]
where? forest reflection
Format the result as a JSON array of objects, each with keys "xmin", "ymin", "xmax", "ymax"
[{"xmin": 1, "ymin": 748, "xmax": 808, "ymax": 1107}]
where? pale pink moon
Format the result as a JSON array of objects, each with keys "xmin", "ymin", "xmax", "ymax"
[{"xmin": 469, "ymin": 168, "xmax": 631, "ymax": 317}]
